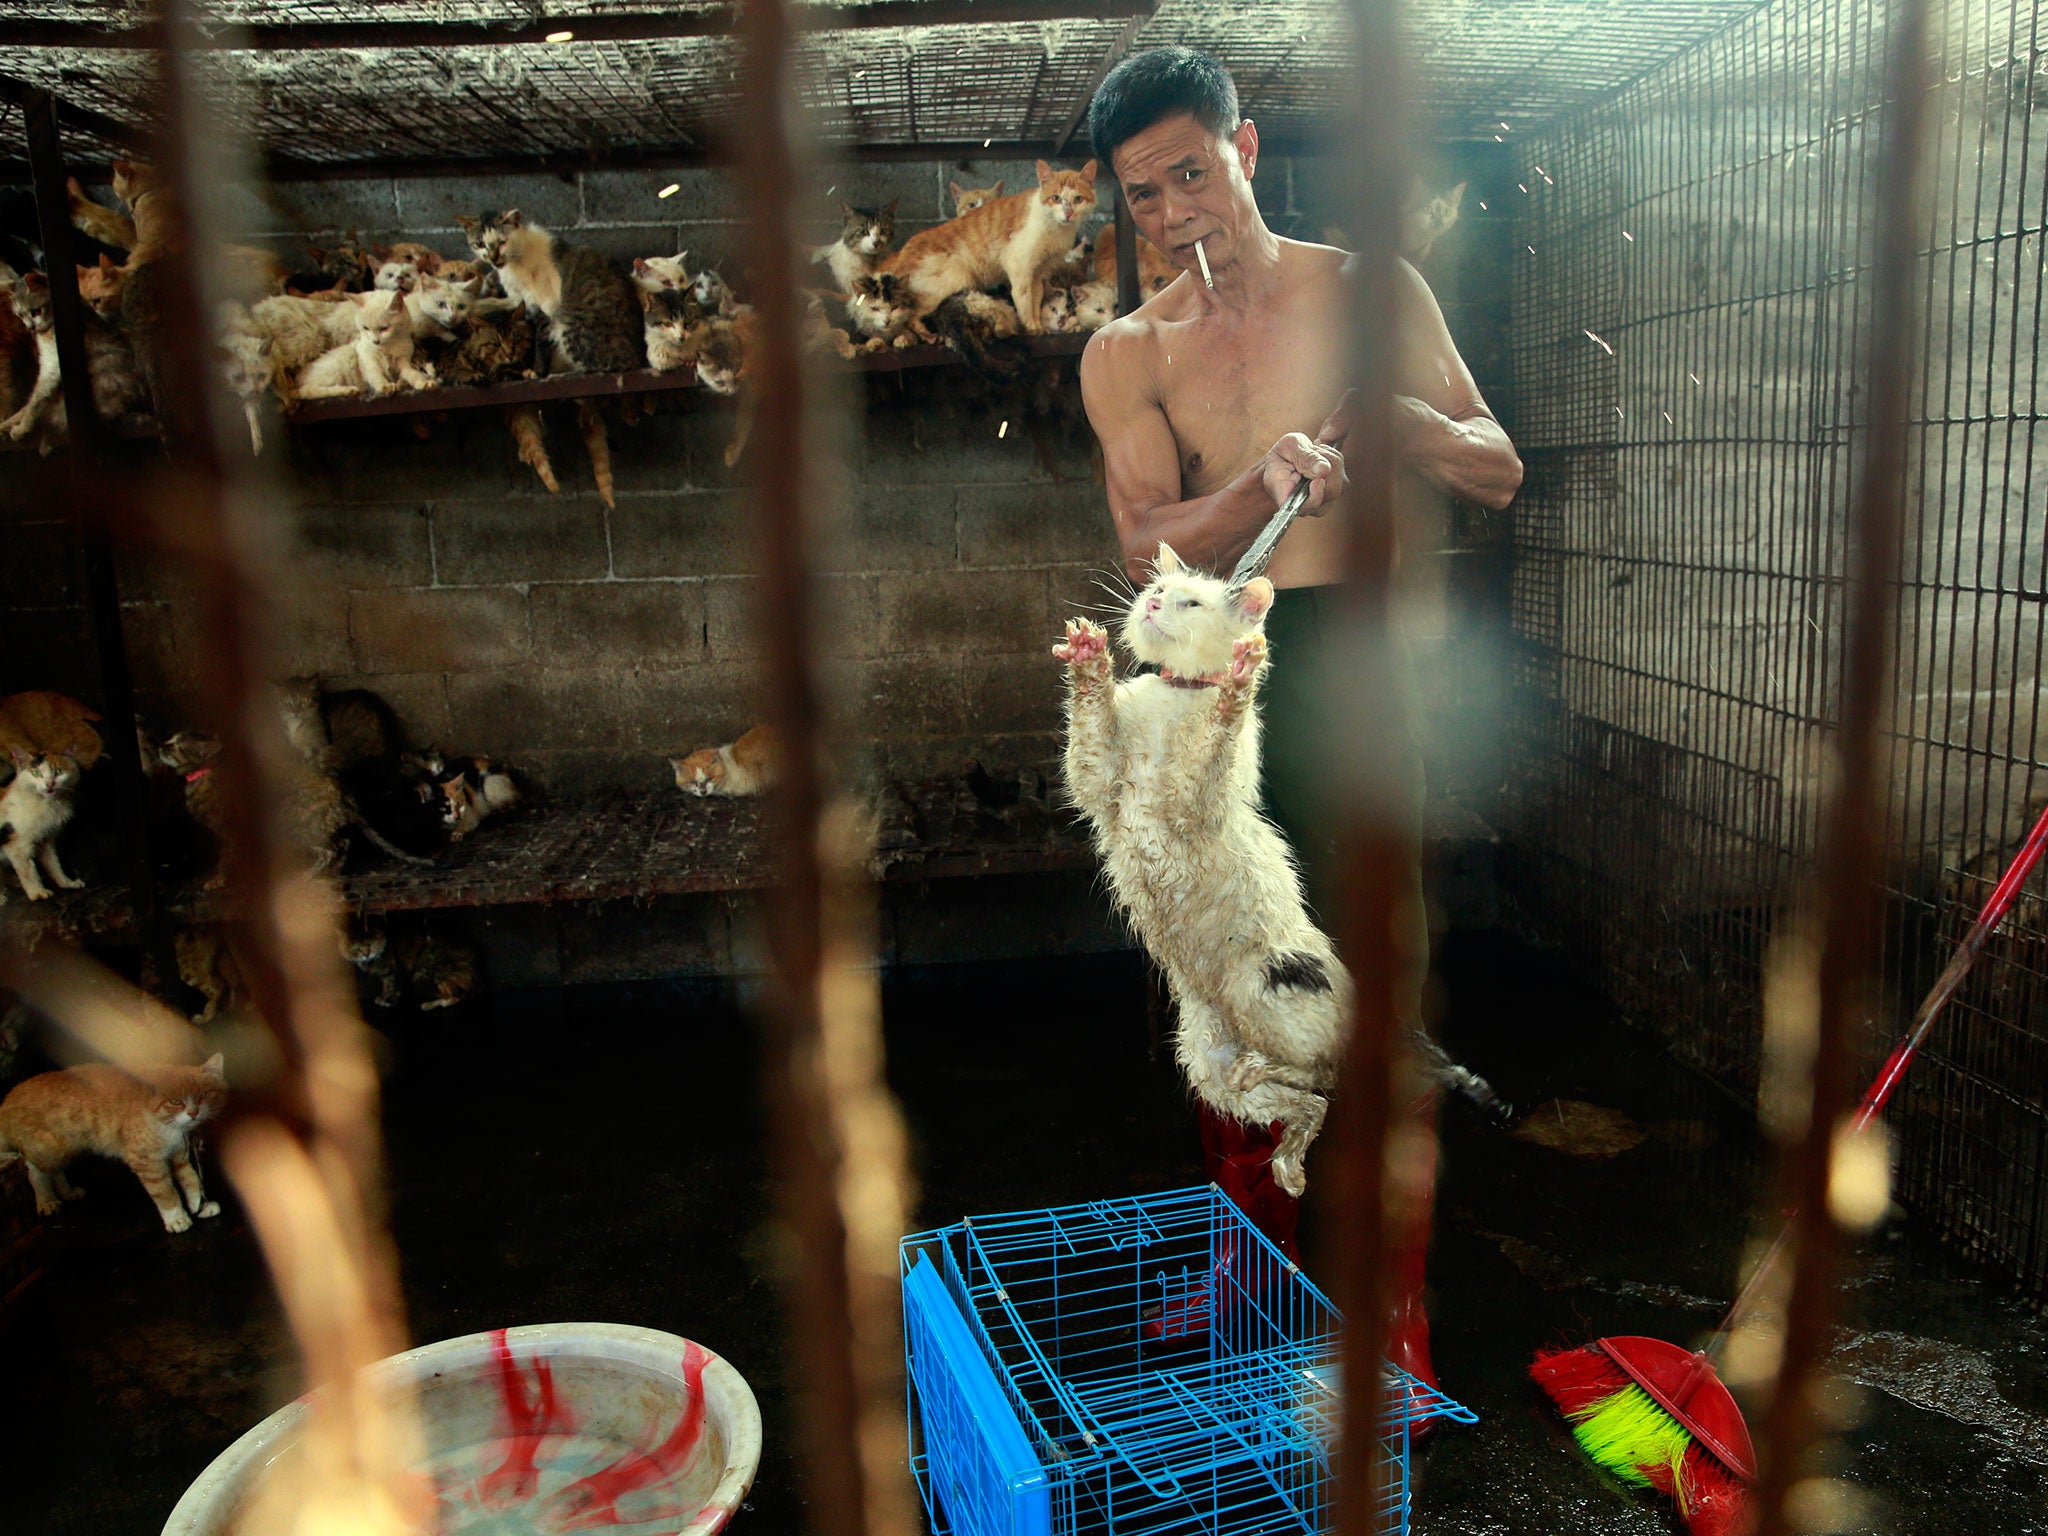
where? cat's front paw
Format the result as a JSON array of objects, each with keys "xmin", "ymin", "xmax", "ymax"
[
  {"xmin": 196, "ymin": 1200, "xmax": 220, "ymax": 1219},
  {"xmin": 34, "ymin": 1196, "xmax": 60, "ymax": 1216},
  {"xmin": 1271, "ymin": 1151, "xmax": 1307, "ymax": 1199},
  {"xmin": 20, "ymin": 881, "xmax": 51, "ymax": 902},
  {"xmin": 1229, "ymin": 634, "xmax": 1268, "ymax": 685},
  {"xmin": 3, "ymin": 415, "xmax": 30, "ymax": 441},
  {"xmin": 1053, "ymin": 618, "xmax": 1110, "ymax": 670},
  {"xmin": 161, "ymin": 1205, "xmax": 194, "ymax": 1233},
  {"xmin": 52, "ymin": 872, "xmax": 84, "ymax": 890}
]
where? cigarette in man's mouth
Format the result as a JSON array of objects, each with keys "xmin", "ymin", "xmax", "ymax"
[{"xmin": 1194, "ymin": 237, "xmax": 1214, "ymax": 289}]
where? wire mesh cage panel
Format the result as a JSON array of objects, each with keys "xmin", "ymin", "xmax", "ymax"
[
  {"xmin": 1504, "ymin": 0, "xmax": 2048, "ymax": 1295},
  {"xmin": 899, "ymin": 1186, "xmax": 1474, "ymax": 1536}
]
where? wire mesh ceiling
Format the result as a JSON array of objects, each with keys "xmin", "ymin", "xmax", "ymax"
[{"xmin": 0, "ymin": 0, "xmax": 1777, "ymax": 170}]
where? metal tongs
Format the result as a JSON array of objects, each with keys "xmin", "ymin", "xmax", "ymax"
[{"xmin": 1228, "ymin": 389, "xmax": 1358, "ymax": 587}]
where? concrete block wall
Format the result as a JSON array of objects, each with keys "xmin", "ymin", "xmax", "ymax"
[{"xmin": 3, "ymin": 147, "xmax": 1515, "ymax": 847}]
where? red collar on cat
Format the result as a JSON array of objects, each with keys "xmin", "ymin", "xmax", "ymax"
[
  {"xmin": 185, "ymin": 765, "xmax": 214, "ymax": 784},
  {"xmin": 1159, "ymin": 667, "xmax": 1224, "ymax": 689}
]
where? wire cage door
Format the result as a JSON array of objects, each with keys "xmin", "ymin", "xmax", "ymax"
[{"xmin": 901, "ymin": 1185, "xmax": 1473, "ymax": 1536}]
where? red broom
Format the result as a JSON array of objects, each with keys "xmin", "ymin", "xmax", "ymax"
[{"xmin": 1532, "ymin": 795, "xmax": 2048, "ymax": 1535}]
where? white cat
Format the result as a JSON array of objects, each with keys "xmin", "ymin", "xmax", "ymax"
[
  {"xmin": 1, "ymin": 750, "xmax": 86, "ymax": 903},
  {"xmin": 296, "ymin": 288, "xmax": 436, "ymax": 399},
  {"xmin": 1056, "ymin": 546, "xmax": 1343, "ymax": 1196}
]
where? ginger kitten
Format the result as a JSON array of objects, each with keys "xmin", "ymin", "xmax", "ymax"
[
  {"xmin": 0, "ymin": 1055, "xmax": 227, "ymax": 1232},
  {"xmin": 671, "ymin": 723, "xmax": 781, "ymax": 798}
]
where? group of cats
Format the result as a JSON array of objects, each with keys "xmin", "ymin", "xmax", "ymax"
[{"xmin": 815, "ymin": 160, "xmax": 1179, "ymax": 360}]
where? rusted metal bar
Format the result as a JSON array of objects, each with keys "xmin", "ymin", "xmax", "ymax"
[
  {"xmin": 0, "ymin": 0, "xmax": 1156, "ymax": 52},
  {"xmin": 1747, "ymin": 1, "xmax": 1933, "ymax": 1532},
  {"xmin": 1052, "ymin": 14, "xmax": 1144, "ymax": 157},
  {"xmin": 735, "ymin": 0, "xmax": 875, "ymax": 1530},
  {"xmin": 1324, "ymin": 0, "xmax": 1411, "ymax": 1528},
  {"xmin": 0, "ymin": 74, "xmax": 144, "ymax": 153},
  {"xmin": 1113, "ymin": 182, "xmax": 1138, "ymax": 317},
  {"xmin": 119, "ymin": 7, "xmax": 416, "ymax": 1515},
  {"xmin": 22, "ymin": 86, "xmax": 168, "ymax": 981}
]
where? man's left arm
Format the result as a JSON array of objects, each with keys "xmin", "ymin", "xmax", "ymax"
[{"xmin": 1392, "ymin": 259, "xmax": 1523, "ymax": 511}]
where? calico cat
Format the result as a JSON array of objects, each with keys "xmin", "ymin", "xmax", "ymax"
[
  {"xmin": 1056, "ymin": 548, "xmax": 1341, "ymax": 1196},
  {"xmin": 815, "ymin": 201, "xmax": 897, "ymax": 293},
  {"xmin": 671, "ymin": 723, "xmax": 781, "ymax": 797},
  {"xmin": 456, "ymin": 209, "xmax": 643, "ymax": 373},
  {"xmin": 1401, "ymin": 179, "xmax": 1467, "ymax": 262},
  {"xmin": 844, "ymin": 271, "xmax": 921, "ymax": 350},
  {"xmin": 438, "ymin": 760, "xmax": 520, "ymax": 841},
  {"xmin": 631, "ymin": 252, "xmax": 692, "ymax": 293},
  {"xmin": 0, "ymin": 1055, "xmax": 226, "ymax": 1231},
  {"xmin": 1, "ymin": 271, "xmax": 151, "ymax": 441},
  {"xmin": 691, "ymin": 316, "xmax": 747, "ymax": 396},
  {"xmin": 642, "ymin": 286, "xmax": 703, "ymax": 371},
  {"xmin": 885, "ymin": 160, "xmax": 1098, "ymax": 332},
  {"xmin": 949, "ymin": 178, "xmax": 1004, "ymax": 214},
  {"xmin": 342, "ymin": 918, "xmax": 479, "ymax": 1013},
  {"xmin": 174, "ymin": 924, "xmax": 243, "ymax": 1024},
  {"xmin": 0, "ymin": 750, "xmax": 86, "ymax": 902},
  {"xmin": 296, "ymin": 288, "xmax": 436, "ymax": 399}
]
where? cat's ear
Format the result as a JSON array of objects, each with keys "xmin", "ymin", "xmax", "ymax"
[
  {"xmin": 1232, "ymin": 577, "xmax": 1274, "ymax": 621},
  {"xmin": 639, "ymin": 287, "xmax": 659, "ymax": 313},
  {"xmin": 1153, "ymin": 542, "xmax": 1184, "ymax": 576},
  {"xmin": 201, "ymin": 1052, "xmax": 226, "ymax": 1081},
  {"xmin": 990, "ymin": 179, "xmax": 1004, "ymax": 196},
  {"xmin": 882, "ymin": 197, "xmax": 898, "ymax": 215},
  {"xmin": 454, "ymin": 215, "xmax": 479, "ymax": 234},
  {"xmin": 501, "ymin": 209, "xmax": 525, "ymax": 230},
  {"xmin": 1079, "ymin": 159, "xmax": 1098, "ymax": 184},
  {"xmin": 1035, "ymin": 159, "xmax": 1054, "ymax": 184},
  {"xmin": 1445, "ymin": 181, "xmax": 1467, "ymax": 211},
  {"xmin": 948, "ymin": 180, "xmax": 964, "ymax": 199},
  {"xmin": 344, "ymin": 290, "xmax": 368, "ymax": 307},
  {"xmin": 100, "ymin": 253, "xmax": 119, "ymax": 274},
  {"xmin": 23, "ymin": 272, "xmax": 45, "ymax": 294},
  {"xmin": 632, "ymin": 256, "xmax": 650, "ymax": 276}
]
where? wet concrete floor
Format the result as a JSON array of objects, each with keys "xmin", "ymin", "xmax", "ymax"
[{"xmin": 5, "ymin": 930, "xmax": 2048, "ymax": 1534}]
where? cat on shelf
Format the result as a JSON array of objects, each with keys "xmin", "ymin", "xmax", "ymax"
[
  {"xmin": 1089, "ymin": 225, "xmax": 1178, "ymax": 300},
  {"xmin": 295, "ymin": 288, "xmax": 437, "ymax": 400},
  {"xmin": 0, "ymin": 1054, "xmax": 227, "ymax": 1231},
  {"xmin": 948, "ymin": 178, "xmax": 1004, "ymax": 215},
  {"xmin": 0, "ymin": 270, "xmax": 151, "ymax": 443},
  {"xmin": 671, "ymin": 723, "xmax": 782, "ymax": 798},
  {"xmin": 67, "ymin": 177, "xmax": 135, "ymax": 254},
  {"xmin": 631, "ymin": 252, "xmax": 693, "ymax": 293},
  {"xmin": 883, "ymin": 159, "xmax": 1097, "ymax": 334},
  {"xmin": 815, "ymin": 200, "xmax": 897, "ymax": 293},
  {"xmin": 691, "ymin": 267, "xmax": 738, "ymax": 319},
  {"xmin": 928, "ymin": 290, "xmax": 1023, "ymax": 373},
  {"xmin": 642, "ymin": 286, "xmax": 704, "ymax": 372},
  {"xmin": 434, "ymin": 300, "xmax": 538, "ymax": 387},
  {"xmin": 843, "ymin": 271, "xmax": 923, "ymax": 350},
  {"xmin": 456, "ymin": 209, "xmax": 643, "ymax": 374},
  {"xmin": 435, "ymin": 755, "xmax": 521, "ymax": 842}
]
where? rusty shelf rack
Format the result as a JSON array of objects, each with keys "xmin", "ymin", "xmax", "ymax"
[
  {"xmin": 282, "ymin": 333, "xmax": 1091, "ymax": 424},
  {"xmin": 0, "ymin": 778, "xmax": 1096, "ymax": 943}
]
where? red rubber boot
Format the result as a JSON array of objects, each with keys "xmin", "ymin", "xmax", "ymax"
[{"xmin": 1195, "ymin": 1100, "xmax": 1301, "ymax": 1261}]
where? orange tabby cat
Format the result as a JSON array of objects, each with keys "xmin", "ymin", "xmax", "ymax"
[
  {"xmin": 0, "ymin": 690, "xmax": 102, "ymax": 769},
  {"xmin": 1091, "ymin": 224, "xmax": 1179, "ymax": 297},
  {"xmin": 671, "ymin": 723, "xmax": 781, "ymax": 798},
  {"xmin": 0, "ymin": 1054, "xmax": 226, "ymax": 1232},
  {"xmin": 884, "ymin": 159, "xmax": 1097, "ymax": 334}
]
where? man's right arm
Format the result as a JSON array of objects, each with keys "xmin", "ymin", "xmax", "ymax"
[{"xmin": 1080, "ymin": 324, "xmax": 1340, "ymax": 582}]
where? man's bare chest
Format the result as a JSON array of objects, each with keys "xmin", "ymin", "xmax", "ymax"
[{"xmin": 1154, "ymin": 312, "xmax": 1349, "ymax": 496}]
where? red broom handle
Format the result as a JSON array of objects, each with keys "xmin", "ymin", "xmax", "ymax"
[{"xmin": 1702, "ymin": 793, "xmax": 2048, "ymax": 1356}]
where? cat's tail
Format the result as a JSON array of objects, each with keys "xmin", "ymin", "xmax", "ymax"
[
  {"xmin": 576, "ymin": 400, "xmax": 615, "ymax": 510},
  {"xmin": 506, "ymin": 405, "xmax": 559, "ymax": 493},
  {"xmin": 352, "ymin": 818, "xmax": 437, "ymax": 867},
  {"xmin": 928, "ymin": 292, "xmax": 1022, "ymax": 377}
]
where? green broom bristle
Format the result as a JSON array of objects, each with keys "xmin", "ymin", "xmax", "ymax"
[{"xmin": 1562, "ymin": 1380, "xmax": 1695, "ymax": 1490}]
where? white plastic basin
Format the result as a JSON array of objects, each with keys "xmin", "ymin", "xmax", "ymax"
[{"xmin": 163, "ymin": 1323, "xmax": 761, "ymax": 1536}]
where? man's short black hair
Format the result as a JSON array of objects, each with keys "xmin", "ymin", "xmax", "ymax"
[{"xmin": 1089, "ymin": 47, "xmax": 1240, "ymax": 173}]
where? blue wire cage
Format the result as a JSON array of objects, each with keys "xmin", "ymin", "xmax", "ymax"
[{"xmin": 900, "ymin": 1185, "xmax": 1476, "ymax": 1536}]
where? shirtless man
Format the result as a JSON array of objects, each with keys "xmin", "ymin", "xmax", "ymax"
[{"xmin": 1081, "ymin": 47, "xmax": 1522, "ymax": 1383}]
